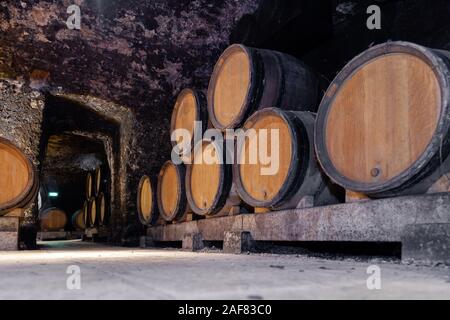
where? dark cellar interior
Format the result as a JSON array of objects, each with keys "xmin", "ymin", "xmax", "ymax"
[
  {"xmin": 1, "ymin": 1, "xmax": 450, "ymax": 302},
  {"xmin": 1, "ymin": 0, "xmax": 450, "ymax": 244}
]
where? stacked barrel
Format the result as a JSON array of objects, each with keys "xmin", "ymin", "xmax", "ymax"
[
  {"xmin": 208, "ymin": 44, "xmax": 341, "ymax": 211},
  {"xmin": 0, "ymin": 137, "xmax": 39, "ymax": 216},
  {"xmin": 314, "ymin": 41, "xmax": 450, "ymax": 198},
  {"xmin": 138, "ymin": 41, "xmax": 450, "ymax": 227},
  {"xmin": 78, "ymin": 166, "xmax": 108, "ymax": 230}
]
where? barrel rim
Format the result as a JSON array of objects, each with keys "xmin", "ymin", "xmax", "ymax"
[
  {"xmin": 233, "ymin": 108, "xmax": 305, "ymax": 208},
  {"xmin": 207, "ymin": 44, "xmax": 257, "ymax": 130},
  {"xmin": 0, "ymin": 137, "xmax": 36, "ymax": 213},
  {"xmin": 157, "ymin": 161, "xmax": 187, "ymax": 222},
  {"xmin": 315, "ymin": 41, "xmax": 450, "ymax": 194},
  {"xmin": 185, "ymin": 138, "xmax": 232, "ymax": 216},
  {"xmin": 137, "ymin": 175, "xmax": 156, "ymax": 226}
]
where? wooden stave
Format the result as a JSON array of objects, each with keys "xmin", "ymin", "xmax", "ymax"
[
  {"xmin": 314, "ymin": 41, "xmax": 450, "ymax": 197},
  {"xmin": 137, "ymin": 175, "xmax": 158, "ymax": 226},
  {"xmin": 185, "ymin": 138, "xmax": 234, "ymax": 216},
  {"xmin": 0, "ymin": 138, "xmax": 37, "ymax": 214},
  {"xmin": 157, "ymin": 161, "xmax": 189, "ymax": 222},
  {"xmin": 207, "ymin": 44, "xmax": 321, "ymax": 130},
  {"xmin": 39, "ymin": 207, "xmax": 68, "ymax": 232},
  {"xmin": 234, "ymin": 108, "xmax": 338, "ymax": 210},
  {"xmin": 170, "ymin": 88, "xmax": 209, "ymax": 153}
]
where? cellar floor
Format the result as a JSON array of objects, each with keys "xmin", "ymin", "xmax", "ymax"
[{"xmin": 0, "ymin": 240, "xmax": 449, "ymax": 300}]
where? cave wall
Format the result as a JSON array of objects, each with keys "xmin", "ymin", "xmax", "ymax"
[{"xmin": 0, "ymin": 0, "xmax": 259, "ymax": 238}]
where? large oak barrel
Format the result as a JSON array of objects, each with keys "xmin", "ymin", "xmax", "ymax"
[
  {"xmin": 170, "ymin": 89, "xmax": 208, "ymax": 159},
  {"xmin": 315, "ymin": 41, "xmax": 450, "ymax": 197},
  {"xmin": 0, "ymin": 138, "xmax": 38, "ymax": 215},
  {"xmin": 137, "ymin": 175, "xmax": 158, "ymax": 225},
  {"xmin": 39, "ymin": 208, "xmax": 67, "ymax": 232},
  {"xmin": 71, "ymin": 209, "xmax": 85, "ymax": 231},
  {"xmin": 234, "ymin": 108, "xmax": 341, "ymax": 210},
  {"xmin": 186, "ymin": 138, "xmax": 234, "ymax": 216},
  {"xmin": 85, "ymin": 172, "xmax": 93, "ymax": 199},
  {"xmin": 157, "ymin": 161, "xmax": 190, "ymax": 222},
  {"xmin": 97, "ymin": 192, "xmax": 108, "ymax": 226},
  {"xmin": 207, "ymin": 44, "xmax": 321, "ymax": 130}
]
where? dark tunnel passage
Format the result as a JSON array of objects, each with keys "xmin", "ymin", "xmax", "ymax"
[{"xmin": 37, "ymin": 95, "xmax": 120, "ymax": 234}]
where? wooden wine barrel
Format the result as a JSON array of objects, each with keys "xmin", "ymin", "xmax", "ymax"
[
  {"xmin": 170, "ymin": 89, "xmax": 208, "ymax": 157},
  {"xmin": 315, "ymin": 41, "xmax": 450, "ymax": 197},
  {"xmin": 186, "ymin": 138, "xmax": 234, "ymax": 216},
  {"xmin": 0, "ymin": 138, "xmax": 38, "ymax": 215},
  {"xmin": 71, "ymin": 209, "xmax": 85, "ymax": 230},
  {"xmin": 88, "ymin": 197, "xmax": 97, "ymax": 227},
  {"xmin": 137, "ymin": 175, "xmax": 157, "ymax": 226},
  {"xmin": 82, "ymin": 200, "xmax": 89, "ymax": 228},
  {"xmin": 207, "ymin": 44, "xmax": 321, "ymax": 130},
  {"xmin": 85, "ymin": 172, "xmax": 93, "ymax": 199},
  {"xmin": 97, "ymin": 192, "xmax": 108, "ymax": 226},
  {"xmin": 234, "ymin": 108, "xmax": 340, "ymax": 210},
  {"xmin": 157, "ymin": 161, "xmax": 189, "ymax": 222},
  {"xmin": 39, "ymin": 208, "xmax": 67, "ymax": 232},
  {"xmin": 93, "ymin": 167, "xmax": 102, "ymax": 196}
]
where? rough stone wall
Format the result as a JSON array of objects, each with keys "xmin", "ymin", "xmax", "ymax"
[{"xmin": 0, "ymin": 0, "xmax": 258, "ymax": 238}]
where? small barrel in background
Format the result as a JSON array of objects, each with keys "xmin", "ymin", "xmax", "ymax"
[
  {"xmin": 170, "ymin": 89, "xmax": 208, "ymax": 161},
  {"xmin": 315, "ymin": 41, "xmax": 450, "ymax": 198},
  {"xmin": 71, "ymin": 209, "xmax": 86, "ymax": 231},
  {"xmin": 234, "ymin": 108, "xmax": 342, "ymax": 210},
  {"xmin": 157, "ymin": 161, "xmax": 190, "ymax": 222},
  {"xmin": 207, "ymin": 44, "xmax": 322, "ymax": 130},
  {"xmin": 97, "ymin": 192, "xmax": 108, "ymax": 226},
  {"xmin": 186, "ymin": 137, "xmax": 235, "ymax": 216},
  {"xmin": 85, "ymin": 172, "xmax": 93, "ymax": 199},
  {"xmin": 0, "ymin": 137, "xmax": 39, "ymax": 215},
  {"xmin": 93, "ymin": 167, "xmax": 102, "ymax": 197},
  {"xmin": 82, "ymin": 200, "xmax": 89, "ymax": 228},
  {"xmin": 137, "ymin": 175, "xmax": 158, "ymax": 226},
  {"xmin": 88, "ymin": 197, "xmax": 97, "ymax": 227},
  {"xmin": 39, "ymin": 207, "xmax": 67, "ymax": 232}
]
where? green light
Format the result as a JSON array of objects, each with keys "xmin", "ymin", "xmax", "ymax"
[{"xmin": 48, "ymin": 192, "xmax": 59, "ymax": 197}]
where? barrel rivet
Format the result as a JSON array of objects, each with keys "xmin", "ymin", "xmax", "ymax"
[{"xmin": 371, "ymin": 168, "xmax": 380, "ymax": 177}]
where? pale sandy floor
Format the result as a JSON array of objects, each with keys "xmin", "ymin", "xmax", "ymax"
[{"xmin": 0, "ymin": 240, "xmax": 449, "ymax": 300}]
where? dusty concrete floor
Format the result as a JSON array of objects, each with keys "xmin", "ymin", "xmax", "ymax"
[{"xmin": 0, "ymin": 240, "xmax": 449, "ymax": 300}]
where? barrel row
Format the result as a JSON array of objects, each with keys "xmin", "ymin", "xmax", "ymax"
[
  {"xmin": 138, "ymin": 41, "xmax": 450, "ymax": 226},
  {"xmin": 73, "ymin": 167, "xmax": 109, "ymax": 231}
]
